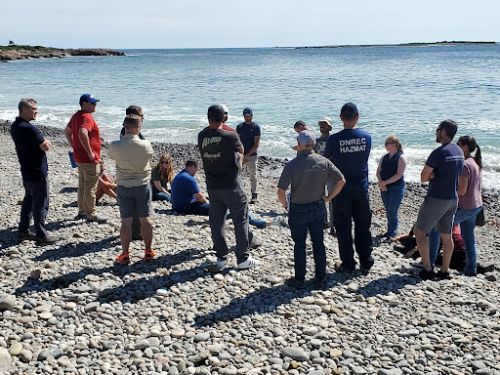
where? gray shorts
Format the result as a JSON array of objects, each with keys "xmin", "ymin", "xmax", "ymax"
[
  {"xmin": 117, "ymin": 184, "xmax": 151, "ymax": 218},
  {"xmin": 415, "ymin": 196, "xmax": 457, "ymax": 234}
]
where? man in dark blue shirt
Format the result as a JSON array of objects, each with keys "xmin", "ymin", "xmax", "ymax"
[
  {"xmin": 236, "ymin": 107, "xmax": 261, "ymax": 204},
  {"xmin": 323, "ymin": 103, "xmax": 374, "ymax": 273},
  {"xmin": 10, "ymin": 99, "xmax": 58, "ymax": 244},
  {"xmin": 414, "ymin": 120, "xmax": 464, "ymax": 280},
  {"xmin": 171, "ymin": 160, "xmax": 209, "ymax": 215}
]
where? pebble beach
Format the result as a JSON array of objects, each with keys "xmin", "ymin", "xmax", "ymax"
[{"xmin": 0, "ymin": 120, "xmax": 499, "ymax": 375}]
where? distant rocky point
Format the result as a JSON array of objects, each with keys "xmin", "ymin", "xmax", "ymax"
[
  {"xmin": 0, "ymin": 44, "xmax": 124, "ymax": 62},
  {"xmin": 294, "ymin": 41, "xmax": 497, "ymax": 49}
]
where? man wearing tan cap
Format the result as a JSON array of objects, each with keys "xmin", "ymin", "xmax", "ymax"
[{"xmin": 314, "ymin": 117, "xmax": 333, "ymax": 156}]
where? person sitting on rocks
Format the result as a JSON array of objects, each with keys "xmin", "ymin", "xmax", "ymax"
[
  {"xmin": 151, "ymin": 153, "xmax": 174, "ymax": 202},
  {"xmin": 95, "ymin": 161, "xmax": 117, "ymax": 204},
  {"xmin": 109, "ymin": 115, "xmax": 155, "ymax": 264},
  {"xmin": 171, "ymin": 160, "xmax": 209, "ymax": 215}
]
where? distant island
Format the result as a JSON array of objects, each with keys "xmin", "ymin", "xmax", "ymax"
[
  {"xmin": 294, "ymin": 41, "xmax": 497, "ymax": 49},
  {"xmin": 0, "ymin": 44, "xmax": 124, "ymax": 62}
]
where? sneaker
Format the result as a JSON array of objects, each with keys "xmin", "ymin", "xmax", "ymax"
[
  {"xmin": 35, "ymin": 235, "xmax": 60, "ymax": 245},
  {"xmin": 87, "ymin": 214, "xmax": 107, "ymax": 224},
  {"xmin": 285, "ymin": 277, "xmax": 306, "ymax": 289},
  {"xmin": 236, "ymin": 256, "xmax": 260, "ymax": 270},
  {"xmin": 249, "ymin": 232, "xmax": 262, "ymax": 248},
  {"xmin": 18, "ymin": 231, "xmax": 37, "ymax": 241},
  {"xmin": 334, "ymin": 261, "xmax": 355, "ymax": 273},
  {"xmin": 436, "ymin": 270, "xmax": 451, "ymax": 280},
  {"xmin": 250, "ymin": 193, "xmax": 258, "ymax": 204},
  {"xmin": 74, "ymin": 212, "xmax": 86, "ymax": 220},
  {"xmin": 208, "ymin": 259, "xmax": 227, "ymax": 273},
  {"xmin": 419, "ymin": 268, "xmax": 436, "ymax": 280},
  {"xmin": 115, "ymin": 252, "xmax": 130, "ymax": 265},
  {"xmin": 144, "ymin": 249, "xmax": 156, "ymax": 262}
]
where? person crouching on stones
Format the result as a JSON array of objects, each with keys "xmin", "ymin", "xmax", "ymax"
[{"xmin": 277, "ymin": 130, "xmax": 346, "ymax": 289}]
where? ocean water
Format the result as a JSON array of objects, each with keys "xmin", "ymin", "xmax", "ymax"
[{"xmin": 1, "ymin": 45, "xmax": 499, "ymax": 187}]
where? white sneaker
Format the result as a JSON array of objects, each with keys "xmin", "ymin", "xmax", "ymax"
[{"xmin": 236, "ymin": 256, "xmax": 260, "ymax": 270}]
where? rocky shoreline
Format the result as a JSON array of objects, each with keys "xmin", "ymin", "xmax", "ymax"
[
  {"xmin": 0, "ymin": 45, "xmax": 124, "ymax": 62},
  {"xmin": 0, "ymin": 120, "xmax": 499, "ymax": 374}
]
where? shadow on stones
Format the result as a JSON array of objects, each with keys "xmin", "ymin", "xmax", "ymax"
[
  {"xmin": 154, "ymin": 208, "xmax": 176, "ymax": 216},
  {"xmin": 356, "ymin": 270, "xmax": 419, "ymax": 298},
  {"xmin": 33, "ymin": 235, "xmax": 119, "ymax": 262},
  {"xmin": 0, "ymin": 226, "xmax": 20, "ymax": 252},
  {"xmin": 16, "ymin": 248, "xmax": 204, "ymax": 297},
  {"xmin": 59, "ymin": 187, "xmax": 78, "ymax": 194},
  {"xmin": 193, "ymin": 273, "xmax": 344, "ymax": 327}
]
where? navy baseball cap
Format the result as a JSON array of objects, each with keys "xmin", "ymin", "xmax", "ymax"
[
  {"xmin": 243, "ymin": 107, "xmax": 253, "ymax": 116},
  {"xmin": 79, "ymin": 94, "xmax": 100, "ymax": 104},
  {"xmin": 340, "ymin": 102, "xmax": 358, "ymax": 119}
]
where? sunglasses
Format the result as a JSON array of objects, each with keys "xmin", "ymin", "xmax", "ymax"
[{"xmin": 161, "ymin": 161, "xmax": 169, "ymax": 164}]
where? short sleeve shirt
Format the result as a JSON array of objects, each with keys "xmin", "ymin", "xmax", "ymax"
[
  {"xmin": 10, "ymin": 117, "xmax": 48, "ymax": 181},
  {"xmin": 236, "ymin": 122, "xmax": 261, "ymax": 156},
  {"xmin": 198, "ymin": 127, "xmax": 244, "ymax": 190},
  {"xmin": 426, "ymin": 143, "xmax": 464, "ymax": 200},
  {"xmin": 458, "ymin": 157, "xmax": 482, "ymax": 209},
  {"xmin": 67, "ymin": 110, "xmax": 102, "ymax": 164},
  {"xmin": 151, "ymin": 165, "xmax": 170, "ymax": 192},
  {"xmin": 314, "ymin": 134, "xmax": 329, "ymax": 156},
  {"xmin": 171, "ymin": 170, "xmax": 201, "ymax": 212},
  {"xmin": 323, "ymin": 128, "xmax": 371, "ymax": 191},
  {"xmin": 277, "ymin": 151, "xmax": 344, "ymax": 204}
]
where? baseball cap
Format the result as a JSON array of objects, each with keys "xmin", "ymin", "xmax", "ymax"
[
  {"xmin": 243, "ymin": 107, "xmax": 253, "ymax": 116},
  {"xmin": 318, "ymin": 116, "xmax": 333, "ymax": 130},
  {"xmin": 297, "ymin": 130, "xmax": 316, "ymax": 145},
  {"xmin": 340, "ymin": 102, "xmax": 358, "ymax": 119},
  {"xmin": 79, "ymin": 94, "xmax": 100, "ymax": 104}
]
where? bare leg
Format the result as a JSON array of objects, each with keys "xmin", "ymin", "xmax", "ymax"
[
  {"xmin": 139, "ymin": 216, "xmax": 153, "ymax": 250},
  {"xmin": 120, "ymin": 218, "xmax": 133, "ymax": 253},
  {"xmin": 415, "ymin": 227, "xmax": 432, "ymax": 271},
  {"xmin": 440, "ymin": 233, "xmax": 454, "ymax": 273}
]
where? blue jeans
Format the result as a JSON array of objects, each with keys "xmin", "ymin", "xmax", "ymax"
[
  {"xmin": 288, "ymin": 200, "xmax": 326, "ymax": 281},
  {"xmin": 429, "ymin": 206, "xmax": 482, "ymax": 275},
  {"xmin": 152, "ymin": 190, "xmax": 171, "ymax": 202},
  {"xmin": 380, "ymin": 183, "xmax": 405, "ymax": 238}
]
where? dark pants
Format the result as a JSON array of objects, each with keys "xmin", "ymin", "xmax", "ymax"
[
  {"xmin": 183, "ymin": 202, "xmax": 210, "ymax": 216},
  {"xmin": 332, "ymin": 189, "xmax": 374, "ymax": 270},
  {"xmin": 19, "ymin": 178, "xmax": 49, "ymax": 238},
  {"xmin": 288, "ymin": 200, "xmax": 326, "ymax": 281},
  {"xmin": 208, "ymin": 184, "xmax": 249, "ymax": 264}
]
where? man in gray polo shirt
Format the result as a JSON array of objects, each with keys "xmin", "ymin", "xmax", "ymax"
[
  {"xmin": 277, "ymin": 130, "xmax": 346, "ymax": 289},
  {"xmin": 109, "ymin": 115, "xmax": 155, "ymax": 265}
]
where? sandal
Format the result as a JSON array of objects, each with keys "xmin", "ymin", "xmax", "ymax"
[
  {"xmin": 115, "ymin": 252, "xmax": 130, "ymax": 265},
  {"xmin": 144, "ymin": 249, "xmax": 156, "ymax": 262}
]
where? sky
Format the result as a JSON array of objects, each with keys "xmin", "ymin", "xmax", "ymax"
[{"xmin": 1, "ymin": 0, "xmax": 499, "ymax": 49}]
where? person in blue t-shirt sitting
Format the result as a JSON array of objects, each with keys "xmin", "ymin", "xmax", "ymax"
[
  {"xmin": 414, "ymin": 120, "xmax": 464, "ymax": 280},
  {"xmin": 171, "ymin": 160, "xmax": 209, "ymax": 215},
  {"xmin": 323, "ymin": 102, "xmax": 374, "ymax": 274}
]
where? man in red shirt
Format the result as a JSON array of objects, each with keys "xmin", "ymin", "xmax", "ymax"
[{"xmin": 64, "ymin": 94, "xmax": 107, "ymax": 223}]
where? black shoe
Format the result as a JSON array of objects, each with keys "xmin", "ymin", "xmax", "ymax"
[
  {"xmin": 35, "ymin": 235, "xmax": 59, "ymax": 245},
  {"xmin": 360, "ymin": 267, "xmax": 371, "ymax": 276},
  {"xmin": 419, "ymin": 268, "xmax": 436, "ymax": 280},
  {"xmin": 312, "ymin": 277, "xmax": 327, "ymax": 290},
  {"xmin": 19, "ymin": 231, "xmax": 37, "ymax": 241},
  {"xmin": 250, "ymin": 193, "xmax": 258, "ymax": 204},
  {"xmin": 285, "ymin": 277, "xmax": 306, "ymax": 289},
  {"xmin": 436, "ymin": 270, "xmax": 451, "ymax": 280}
]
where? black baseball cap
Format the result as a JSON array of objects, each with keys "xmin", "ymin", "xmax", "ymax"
[{"xmin": 340, "ymin": 102, "xmax": 358, "ymax": 119}]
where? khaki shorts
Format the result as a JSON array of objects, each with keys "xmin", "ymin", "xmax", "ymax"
[{"xmin": 415, "ymin": 196, "xmax": 457, "ymax": 234}]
